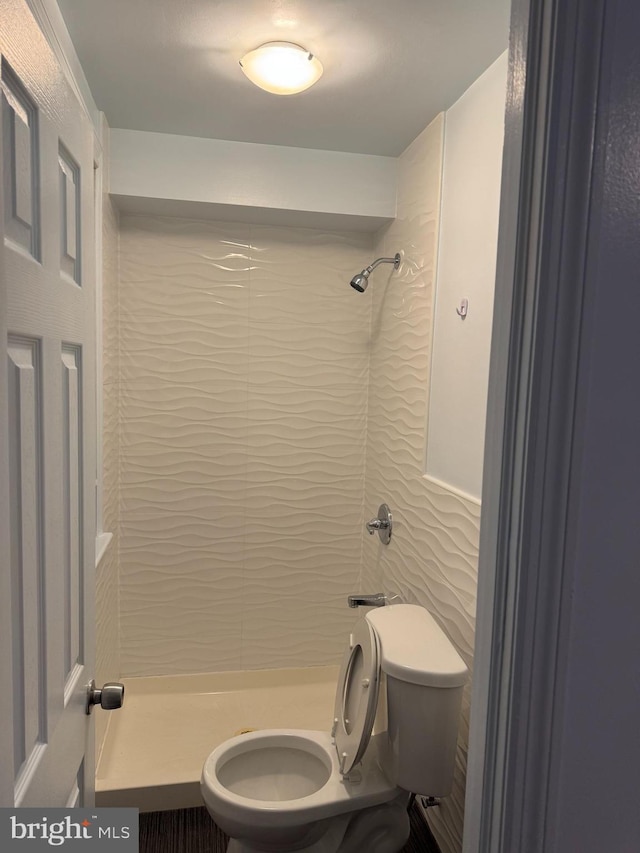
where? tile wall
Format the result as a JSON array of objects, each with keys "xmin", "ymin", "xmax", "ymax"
[
  {"xmin": 117, "ymin": 217, "xmax": 374, "ymax": 676},
  {"xmin": 96, "ymin": 132, "xmax": 121, "ymax": 753},
  {"xmin": 362, "ymin": 114, "xmax": 481, "ymax": 853}
]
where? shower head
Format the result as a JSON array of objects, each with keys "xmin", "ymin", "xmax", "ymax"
[
  {"xmin": 350, "ymin": 253, "xmax": 401, "ymax": 292},
  {"xmin": 350, "ymin": 270, "xmax": 371, "ymax": 292}
]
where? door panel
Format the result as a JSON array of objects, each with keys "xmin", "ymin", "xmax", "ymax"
[
  {"xmin": 0, "ymin": 0, "xmax": 96, "ymax": 807},
  {"xmin": 7, "ymin": 336, "xmax": 46, "ymax": 785},
  {"xmin": 1, "ymin": 61, "xmax": 38, "ymax": 258}
]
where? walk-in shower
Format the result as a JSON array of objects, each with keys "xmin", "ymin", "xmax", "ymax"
[{"xmin": 350, "ymin": 253, "xmax": 401, "ymax": 292}]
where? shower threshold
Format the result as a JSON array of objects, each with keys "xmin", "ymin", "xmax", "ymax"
[{"xmin": 96, "ymin": 665, "xmax": 338, "ymax": 812}]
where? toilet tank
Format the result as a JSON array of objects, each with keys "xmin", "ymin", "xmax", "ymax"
[{"xmin": 366, "ymin": 604, "xmax": 468, "ymax": 796}]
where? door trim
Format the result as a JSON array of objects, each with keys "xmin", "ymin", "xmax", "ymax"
[
  {"xmin": 465, "ymin": 0, "xmax": 609, "ymax": 850},
  {"xmin": 25, "ymin": 0, "xmax": 99, "ymax": 131}
]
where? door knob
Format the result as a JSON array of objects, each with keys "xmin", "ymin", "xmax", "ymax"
[{"xmin": 86, "ymin": 679, "xmax": 125, "ymax": 714}]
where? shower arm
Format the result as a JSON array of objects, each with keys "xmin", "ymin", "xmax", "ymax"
[
  {"xmin": 349, "ymin": 252, "xmax": 401, "ymax": 292},
  {"xmin": 365, "ymin": 254, "xmax": 401, "ymax": 274}
]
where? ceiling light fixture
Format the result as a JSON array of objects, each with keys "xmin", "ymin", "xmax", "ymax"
[{"xmin": 239, "ymin": 42, "xmax": 323, "ymax": 95}]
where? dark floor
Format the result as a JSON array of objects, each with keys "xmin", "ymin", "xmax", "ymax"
[{"xmin": 139, "ymin": 801, "xmax": 440, "ymax": 852}]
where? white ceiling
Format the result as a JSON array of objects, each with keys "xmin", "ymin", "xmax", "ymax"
[{"xmin": 57, "ymin": 0, "xmax": 510, "ymax": 157}]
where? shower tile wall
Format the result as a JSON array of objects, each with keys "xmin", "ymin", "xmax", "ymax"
[
  {"xmin": 96, "ymin": 133, "xmax": 121, "ymax": 753},
  {"xmin": 362, "ymin": 113, "xmax": 481, "ymax": 853},
  {"xmin": 118, "ymin": 216, "xmax": 373, "ymax": 676}
]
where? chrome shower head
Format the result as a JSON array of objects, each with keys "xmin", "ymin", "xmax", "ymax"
[
  {"xmin": 350, "ymin": 270, "xmax": 371, "ymax": 292},
  {"xmin": 349, "ymin": 253, "xmax": 401, "ymax": 292}
]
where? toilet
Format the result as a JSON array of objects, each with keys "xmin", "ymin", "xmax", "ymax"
[{"xmin": 200, "ymin": 603, "xmax": 468, "ymax": 853}]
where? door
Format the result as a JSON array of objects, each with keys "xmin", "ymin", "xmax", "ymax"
[
  {"xmin": 467, "ymin": 0, "xmax": 640, "ymax": 850},
  {"xmin": 0, "ymin": 0, "xmax": 97, "ymax": 807}
]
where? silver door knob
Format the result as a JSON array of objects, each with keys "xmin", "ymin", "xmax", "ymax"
[{"xmin": 86, "ymin": 679, "xmax": 125, "ymax": 714}]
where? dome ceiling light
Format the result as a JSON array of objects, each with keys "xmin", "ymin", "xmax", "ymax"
[{"xmin": 239, "ymin": 42, "xmax": 323, "ymax": 95}]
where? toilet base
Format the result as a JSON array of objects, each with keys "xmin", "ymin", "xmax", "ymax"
[{"xmin": 225, "ymin": 795, "xmax": 410, "ymax": 853}]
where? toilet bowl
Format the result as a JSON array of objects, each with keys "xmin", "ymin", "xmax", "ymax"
[
  {"xmin": 202, "ymin": 729, "xmax": 401, "ymax": 851},
  {"xmin": 201, "ymin": 604, "xmax": 468, "ymax": 853}
]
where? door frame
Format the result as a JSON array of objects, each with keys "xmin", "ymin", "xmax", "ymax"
[
  {"xmin": 0, "ymin": 44, "xmax": 12, "ymax": 810},
  {"xmin": 465, "ymin": 0, "xmax": 622, "ymax": 850}
]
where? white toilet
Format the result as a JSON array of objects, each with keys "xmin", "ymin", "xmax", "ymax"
[{"xmin": 200, "ymin": 603, "xmax": 467, "ymax": 853}]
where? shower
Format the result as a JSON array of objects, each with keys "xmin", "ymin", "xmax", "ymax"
[{"xmin": 350, "ymin": 253, "xmax": 401, "ymax": 292}]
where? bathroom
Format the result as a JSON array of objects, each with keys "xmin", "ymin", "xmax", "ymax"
[{"xmin": 1, "ymin": 1, "xmax": 509, "ymax": 851}]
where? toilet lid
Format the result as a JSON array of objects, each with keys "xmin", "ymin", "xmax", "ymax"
[{"xmin": 333, "ymin": 617, "xmax": 380, "ymax": 776}]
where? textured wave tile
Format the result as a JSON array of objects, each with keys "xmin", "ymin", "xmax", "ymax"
[
  {"xmin": 118, "ymin": 276, "xmax": 251, "ymax": 319},
  {"xmin": 102, "ymin": 197, "xmax": 121, "ymax": 389},
  {"xmin": 102, "ymin": 379, "xmax": 120, "ymax": 532},
  {"xmin": 363, "ymin": 115, "xmax": 477, "ymax": 853},
  {"xmin": 247, "ymin": 322, "xmax": 369, "ymax": 390},
  {"xmin": 96, "ymin": 540, "xmax": 120, "ymax": 751},
  {"xmin": 120, "ymin": 214, "xmax": 251, "ymax": 256},
  {"xmin": 248, "ymin": 224, "xmax": 373, "ymax": 327},
  {"xmin": 119, "ymin": 379, "xmax": 249, "ymax": 677},
  {"xmin": 119, "ymin": 268, "xmax": 250, "ymax": 317},
  {"xmin": 370, "ymin": 260, "xmax": 433, "ymax": 335},
  {"xmin": 119, "ymin": 547, "xmax": 246, "ymax": 678},
  {"xmin": 99, "ymin": 377, "xmax": 119, "ymax": 682},
  {"xmin": 119, "ymin": 217, "xmax": 251, "ymax": 386},
  {"xmin": 117, "ymin": 214, "xmax": 372, "ymax": 677},
  {"xmin": 239, "ymin": 225, "xmax": 371, "ymax": 668},
  {"xmin": 246, "ymin": 388, "xmax": 367, "ymax": 479},
  {"xmin": 119, "ymin": 322, "xmax": 249, "ymax": 385},
  {"xmin": 366, "ymin": 410, "xmax": 428, "ymax": 474},
  {"xmin": 120, "ymin": 382, "xmax": 249, "ymax": 505},
  {"xmin": 241, "ymin": 597, "xmax": 358, "ymax": 671},
  {"xmin": 120, "ymin": 378, "xmax": 249, "ymax": 432},
  {"xmin": 118, "ymin": 216, "xmax": 253, "ymax": 677},
  {"xmin": 395, "ymin": 114, "xmax": 445, "ymax": 243},
  {"xmin": 97, "ymin": 179, "xmax": 121, "ymax": 754}
]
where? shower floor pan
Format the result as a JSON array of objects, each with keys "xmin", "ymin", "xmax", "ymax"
[{"xmin": 96, "ymin": 665, "xmax": 338, "ymax": 812}]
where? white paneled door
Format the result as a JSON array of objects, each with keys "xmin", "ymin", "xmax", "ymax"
[{"xmin": 0, "ymin": 0, "xmax": 97, "ymax": 806}]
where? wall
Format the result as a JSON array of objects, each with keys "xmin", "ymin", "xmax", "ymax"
[
  {"xmin": 427, "ymin": 55, "xmax": 508, "ymax": 499},
  {"xmin": 95, "ymin": 121, "xmax": 120, "ymax": 752},
  {"xmin": 362, "ymin": 57, "xmax": 506, "ymax": 853},
  {"xmin": 110, "ymin": 129, "xmax": 396, "ymax": 232},
  {"xmin": 117, "ymin": 215, "xmax": 373, "ymax": 676}
]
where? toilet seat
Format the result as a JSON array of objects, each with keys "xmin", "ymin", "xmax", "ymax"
[
  {"xmin": 332, "ymin": 617, "xmax": 380, "ymax": 776},
  {"xmin": 201, "ymin": 729, "xmax": 397, "ymax": 833}
]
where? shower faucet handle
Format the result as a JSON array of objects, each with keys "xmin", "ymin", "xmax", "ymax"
[
  {"xmin": 365, "ymin": 503, "xmax": 393, "ymax": 544},
  {"xmin": 347, "ymin": 592, "xmax": 387, "ymax": 609}
]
